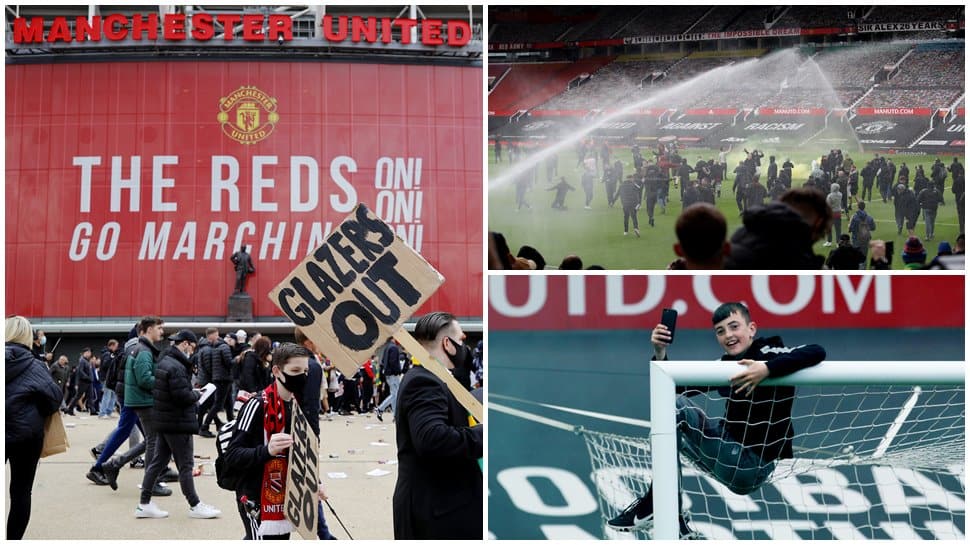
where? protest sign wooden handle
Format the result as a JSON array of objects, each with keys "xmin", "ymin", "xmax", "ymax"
[{"xmin": 393, "ymin": 329, "xmax": 484, "ymax": 424}]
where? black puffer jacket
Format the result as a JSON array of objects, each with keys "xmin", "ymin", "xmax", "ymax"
[
  {"xmin": 238, "ymin": 351, "xmax": 271, "ymax": 394},
  {"xmin": 203, "ymin": 339, "xmax": 233, "ymax": 383},
  {"xmin": 152, "ymin": 346, "xmax": 201, "ymax": 434},
  {"xmin": 725, "ymin": 203, "xmax": 824, "ymax": 269},
  {"xmin": 6, "ymin": 343, "xmax": 63, "ymax": 444}
]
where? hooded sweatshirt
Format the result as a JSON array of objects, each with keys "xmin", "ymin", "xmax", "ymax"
[{"xmin": 678, "ymin": 336, "xmax": 826, "ymax": 463}]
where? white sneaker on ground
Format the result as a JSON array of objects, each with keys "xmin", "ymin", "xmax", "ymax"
[
  {"xmin": 135, "ymin": 502, "xmax": 169, "ymax": 518},
  {"xmin": 189, "ymin": 502, "xmax": 222, "ymax": 519}
]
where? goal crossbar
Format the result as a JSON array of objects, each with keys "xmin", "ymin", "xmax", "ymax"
[{"xmin": 649, "ymin": 360, "xmax": 965, "ymax": 539}]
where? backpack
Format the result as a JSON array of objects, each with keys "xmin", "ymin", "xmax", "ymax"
[
  {"xmin": 214, "ymin": 418, "xmax": 244, "ymax": 491},
  {"xmin": 856, "ymin": 213, "xmax": 872, "ymax": 246},
  {"xmin": 214, "ymin": 393, "xmax": 263, "ymax": 491}
]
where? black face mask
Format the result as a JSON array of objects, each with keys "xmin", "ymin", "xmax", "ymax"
[
  {"xmin": 278, "ymin": 371, "xmax": 308, "ymax": 398},
  {"xmin": 446, "ymin": 337, "xmax": 473, "ymax": 389}
]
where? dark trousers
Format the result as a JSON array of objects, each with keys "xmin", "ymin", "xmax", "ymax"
[
  {"xmin": 140, "ymin": 432, "xmax": 199, "ymax": 507},
  {"xmin": 67, "ymin": 381, "xmax": 92, "ymax": 412},
  {"xmin": 133, "ymin": 407, "xmax": 160, "ymax": 481},
  {"xmin": 6, "ymin": 435, "xmax": 44, "ymax": 539},
  {"xmin": 203, "ymin": 381, "xmax": 232, "ymax": 430},
  {"xmin": 360, "ymin": 383, "xmax": 374, "ymax": 412},
  {"xmin": 623, "ymin": 204, "xmax": 639, "ymax": 232},
  {"xmin": 605, "ymin": 182, "xmax": 618, "ymax": 206},
  {"xmin": 645, "ymin": 195, "xmax": 658, "ymax": 221}
]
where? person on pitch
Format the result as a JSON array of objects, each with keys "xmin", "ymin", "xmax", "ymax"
[{"xmin": 608, "ymin": 302, "xmax": 825, "ymax": 537}]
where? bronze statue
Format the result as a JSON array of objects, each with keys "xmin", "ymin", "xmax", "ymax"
[{"xmin": 231, "ymin": 245, "xmax": 255, "ymax": 294}]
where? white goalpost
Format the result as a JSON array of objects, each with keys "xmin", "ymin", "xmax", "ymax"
[
  {"xmin": 582, "ymin": 360, "xmax": 965, "ymax": 540},
  {"xmin": 648, "ymin": 361, "xmax": 965, "ymax": 539}
]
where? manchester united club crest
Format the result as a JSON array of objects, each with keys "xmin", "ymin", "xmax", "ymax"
[{"xmin": 217, "ymin": 86, "xmax": 279, "ymax": 144}]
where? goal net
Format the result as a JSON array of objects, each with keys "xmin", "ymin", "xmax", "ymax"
[{"xmin": 582, "ymin": 382, "xmax": 965, "ymax": 540}]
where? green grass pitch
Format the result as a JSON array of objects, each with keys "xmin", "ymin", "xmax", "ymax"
[{"xmin": 488, "ymin": 146, "xmax": 964, "ymax": 270}]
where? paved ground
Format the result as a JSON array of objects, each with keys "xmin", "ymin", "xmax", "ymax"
[{"xmin": 7, "ymin": 409, "xmax": 397, "ymax": 539}]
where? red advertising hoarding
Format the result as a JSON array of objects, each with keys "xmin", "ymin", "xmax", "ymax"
[
  {"xmin": 490, "ymin": 275, "xmax": 964, "ymax": 331},
  {"xmin": 6, "ymin": 61, "xmax": 482, "ymax": 320},
  {"xmin": 856, "ymin": 107, "xmax": 934, "ymax": 116},
  {"xmin": 757, "ymin": 107, "xmax": 827, "ymax": 116}
]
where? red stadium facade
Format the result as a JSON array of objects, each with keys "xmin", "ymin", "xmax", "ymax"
[{"xmin": 7, "ymin": 59, "xmax": 482, "ymax": 324}]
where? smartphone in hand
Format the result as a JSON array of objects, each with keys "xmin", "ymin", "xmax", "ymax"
[{"xmin": 660, "ymin": 308, "xmax": 678, "ymax": 344}]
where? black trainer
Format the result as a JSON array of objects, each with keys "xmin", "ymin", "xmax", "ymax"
[
  {"xmin": 90, "ymin": 446, "xmax": 103, "ymax": 460},
  {"xmin": 130, "ymin": 456, "xmax": 146, "ymax": 469},
  {"xmin": 607, "ymin": 492, "xmax": 654, "ymax": 532},
  {"xmin": 102, "ymin": 462, "xmax": 120, "ymax": 491},
  {"xmin": 86, "ymin": 467, "xmax": 109, "ymax": 486},
  {"xmin": 607, "ymin": 491, "xmax": 698, "ymax": 538}
]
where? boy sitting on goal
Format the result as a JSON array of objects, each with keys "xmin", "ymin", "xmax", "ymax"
[{"xmin": 608, "ymin": 302, "xmax": 825, "ymax": 537}]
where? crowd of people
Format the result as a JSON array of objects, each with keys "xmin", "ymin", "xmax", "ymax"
[
  {"xmin": 491, "ymin": 139, "xmax": 965, "ymax": 270},
  {"xmin": 6, "ymin": 314, "xmax": 484, "ymax": 540}
]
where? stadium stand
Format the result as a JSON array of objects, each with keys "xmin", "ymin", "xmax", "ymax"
[
  {"xmin": 865, "ymin": 5, "xmax": 963, "ymax": 23},
  {"xmin": 688, "ymin": 6, "xmax": 750, "ymax": 33},
  {"xmin": 489, "ymin": 59, "xmax": 613, "ymax": 115},
  {"xmin": 489, "ymin": 6, "xmax": 593, "ymax": 43},
  {"xmin": 889, "ymin": 50, "xmax": 964, "ymax": 86},
  {"xmin": 773, "ymin": 6, "xmax": 858, "ymax": 29},
  {"xmin": 722, "ymin": 6, "xmax": 777, "ymax": 31},
  {"xmin": 489, "ymin": 64, "xmax": 509, "ymax": 92},
  {"xmin": 619, "ymin": 6, "xmax": 711, "ymax": 38},
  {"xmin": 539, "ymin": 59, "xmax": 676, "ymax": 110},
  {"xmin": 488, "ymin": 7, "xmax": 965, "ymax": 153},
  {"xmin": 568, "ymin": 6, "xmax": 647, "ymax": 41},
  {"xmin": 856, "ymin": 88, "xmax": 964, "ymax": 110}
]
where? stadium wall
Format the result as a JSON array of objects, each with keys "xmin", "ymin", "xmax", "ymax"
[{"xmin": 6, "ymin": 60, "xmax": 483, "ymax": 323}]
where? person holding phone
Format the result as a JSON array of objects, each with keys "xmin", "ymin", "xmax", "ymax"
[{"xmin": 608, "ymin": 302, "xmax": 825, "ymax": 537}]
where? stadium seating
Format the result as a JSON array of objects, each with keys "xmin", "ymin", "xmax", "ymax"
[
  {"xmin": 488, "ymin": 59, "xmax": 614, "ymax": 115},
  {"xmin": 538, "ymin": 59, "xmax": 676, "ymax": 110},
  {"xmin": 773, "ymin": 6, "xmax": 857, "ymax": 28},
  {"xmin": 813, "ymin": 45, "xmax": 908, "ymax": 87},
  {"xmin": 722, "ymin": 6, "xmax": 776, "ymax": 31},
  {"xmin": 688, "ymin": 6, "xmax": 750, "ymax": 33},
  {"xmin": 618, "ymin": 6, "xmax": 711, "ymax": 38},
  {"xmin": 489, "ymin": 64, "xmax": 510, "ymax": 92},
  {"xmin": 865, "ymin": 5, "xmax": 963, "ymax": 23},
  {"xmin": 856, "ymin": 88, "xmax": 963, "ymax": 110},
  {"xmin": 570, "ymin": 6, "xmax": 647, "ymax": 41},
  {"xmin": 889, "ymin": 50, "xmax": 964, "ymax": 86},
  {"xmin": 490, "ymin": 6, "xmax": 594, "ymax": 44}
]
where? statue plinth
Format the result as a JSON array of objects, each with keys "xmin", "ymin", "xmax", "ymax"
[{"xmin": 228, "ymin": 293, "xmax": 253, "ymax": 322}]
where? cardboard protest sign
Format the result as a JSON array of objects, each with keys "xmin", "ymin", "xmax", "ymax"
[
  {"xmin": 284, "ymin": 401, "xmax": 319, "ymax": 540},
  {"xmin": 269, "ymin": 203, "xmax": 443, "ymax": 376},
  {"xmin": 268, "ymin": 202, "xmax": 483, "ymax": 423}
]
